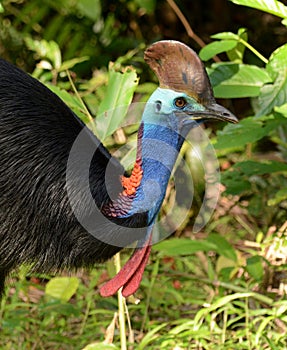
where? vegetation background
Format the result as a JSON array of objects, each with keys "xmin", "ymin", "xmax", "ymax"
[{"xmin": 0, "ymin": 0, "xmax": 287, "ymax": 349}]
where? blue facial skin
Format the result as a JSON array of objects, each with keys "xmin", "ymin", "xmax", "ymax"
[{"xmin": 121, "ymin": 87, "xmax": 206, "ymax": 223}]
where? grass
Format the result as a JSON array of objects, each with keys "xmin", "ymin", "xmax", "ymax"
[{"xmin": 1, "ymin": 220, "xmax": 287, "ymax": 349}]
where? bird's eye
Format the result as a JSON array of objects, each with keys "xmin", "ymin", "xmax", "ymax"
[{"xmin": 174, "ymin": 97, "xmax": 187, "ymax": 109}]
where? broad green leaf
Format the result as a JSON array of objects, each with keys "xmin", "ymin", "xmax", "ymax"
[
  {"xmin": 95, "ymin": 63, "xmax": 139, "ymax": 140},
  {"xmin": 230, "ymin": 0, "xmax": 287, "ymax": 18},
  {"xmin": 154, "ymin": 238, "xmax": 217, "ymax": 256},
  {"xmin": 256, "ymin": 44, "xmax": 287, "ymax": 116},
  {"xmin": 214, "ymin": 115, "xmax": 282, "ymax": 150},
  {"xmin": 208, "ymin": 63, "xmax": 271, "ymax": 98},
  {"xmin": 246, "ymin": 255, "xmax": 264, "ymax": 281},
  {"xmin": 207, "ymin": 233, "xmax": 237, "ymax": 262},
  {"xmin": 76, "ymin": 0, "xmax": 101, "ymax": 21},
  {"xmin": 255, "ymin": 73, "xmax": 287, "ymax": 116},
  {"xmin": 267, "ymin": 44, "xmax": 287, "ymax": 79},
  {"xmin": 222, "ymin": 160, "xmax": 287, "ymax": 195},
  {"xmin": 236, "ymin": 160, "xmax": 287, "ymax": 175},
  {"xmin": 199, "ymin": 40, "xmax": 237, "ymax": 61},
  {"xmin": 45, "ymin": 277, "xmax": 79, "ymax": 302}
]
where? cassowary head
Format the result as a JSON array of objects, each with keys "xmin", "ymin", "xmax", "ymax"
[{"xmin": 143, "ymin": 40, "xmax": 237, "ymax": 134}]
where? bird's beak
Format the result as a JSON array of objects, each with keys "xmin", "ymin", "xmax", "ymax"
[{"xmin": 180, "ymin": 102, "xmax": 238, "ymax": 124}]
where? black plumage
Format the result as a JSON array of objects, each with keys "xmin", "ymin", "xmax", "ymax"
[{"xmin": 0, "ymin": 58, "xmax": 146, "ymax": 297}]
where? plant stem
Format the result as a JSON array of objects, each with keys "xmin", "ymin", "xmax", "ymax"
[
  {"xmin": 66, "ymin": 69, "xmax": 97, "ymax": 134},
  {"xmin": 238, "ymin": 38, "xmax": 268, "ymax": 64},
  {"xmin": 114, "ymin": 253, "xmax": 127, "ymax": 350}
]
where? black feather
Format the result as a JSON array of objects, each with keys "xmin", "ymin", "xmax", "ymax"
[{"xmin": 0, "ymin": 59, "xmax": 147, "ymax": 297}]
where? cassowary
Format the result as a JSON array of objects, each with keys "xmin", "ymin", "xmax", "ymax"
[{"xmin": 0, "ymin": 40, "xmax": 237, "ymax": 298}]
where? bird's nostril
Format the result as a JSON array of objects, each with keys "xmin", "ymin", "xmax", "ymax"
[{"xmin": 155, "ymin": 100, "xmax": 162, "ymax": 112}]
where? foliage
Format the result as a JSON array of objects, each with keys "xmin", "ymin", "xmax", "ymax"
[{"xmin": 0, "ymin": 0, "xmax": 287, "ymax": 349}]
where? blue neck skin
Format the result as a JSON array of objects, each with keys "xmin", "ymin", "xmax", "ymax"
[
  {"xmin": 133, "ymin": 122, "xmax": 184, "ymax": 223},
  {"xmin": 120, "ymin": 88, "xmax": 191, "ymax": 224},
  {"xmin": 112, "ymin": 87, "xmax": 206, "ymax": 224}
]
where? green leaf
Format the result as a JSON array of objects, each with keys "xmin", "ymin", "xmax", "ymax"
[
  {"xmin": 207, "ymin": 234, "xmax": 237, "ymax": 262},
  {"xmin": 255, "ymin": 44, "xmax": 287, "ymax": 116},
  {"xmin": 230, "ymin": 0, "xmax": 287, "ymax": 18},
  {"xmin": 233, "ymin": 160, "xmax": 287, "ymax": 176},
  {"xmin": 95, "ymin": 63, "xmax": 139, "ymax": 140},
  {"xmin": 267, "ymin": 44, "xmax": 287, "ymax": 79},
  {"xmin": 76, "ymin": 0, "xmax": 101, "ymax": 21},
  {"xmin": 134, "ymin": 0, "xmax": 156, "ymax": 13},
  {"xmin": 246, "ymin": 255, "xmax": 264, "ymax": 281},
  {"xmin": 214, "ymin": 115, "xmax": 282, "ymax": 150},
  {"xmin": 227, "ymin": 28, "xmax": 248, "ymax": 63},
  {"xmin": 60, "ymin": 56, "xmax": 89, "ymax": 72},
  {"xmin": 222, "ymin": 160, "xmax": 287, "ymax": 195},
  {"xmin": 199, "ymin": 40, "xmax": 237, "ymax": 61},
  {"xmin": 268, "ymin": 187, "xmax": 287, "ymax": 205},
  {"xmin": 45, "ymin": 277, "xmax": 79, "ymax": 302},
  {"xmin": 255, "ymin": 73, "xmax": 287, "ymax": 116},
  {"xmin": 275, "ymin": 103, "xmax": 287, "ymax": 116},
  {"xmin": 154, "ymin": 238, "xmax": 217, "ymax": 256},
  {"xmin": 25, "ymin": 38, "xmax": 62, "ymax": 70},
  {"xmin": 211, "ymin": 32, "xmax": 239, "ymax": 40},
  {"xmin": 208, "ymin": 63, "xmax": 271, "ymax": 98},
  {"xmin": 46, "ymin": 83, "xmax": 90, "ymax": 124}
]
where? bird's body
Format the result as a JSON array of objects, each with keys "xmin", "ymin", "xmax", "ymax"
[{"xmin": 0, "ymin": 41, "xmax": 237, "ymax": 298}]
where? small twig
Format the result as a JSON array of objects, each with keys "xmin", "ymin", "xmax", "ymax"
[
  {"xmin": 166, "ymin": 0, "xmax": 221, "ymax": 62},
  {"xmin": 66, "ymin": 70, "xmax": 97, "ymax": 134}
]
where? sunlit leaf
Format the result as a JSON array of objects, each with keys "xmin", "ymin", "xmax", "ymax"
[
  {"xmin": 95, "ymin": 63, "xmax": 139, "ymax": 140},
  {"xmin": 60, "ymin": 56, "xmax": 89, "ymax": 71},
  {"xmin": 211, "ymin": 32, "xmax": 239, "ymax": 40},
  {"xmin": 199, "ymin": 40, "xmax": 237, "ymax": 61},
  {"xmin": 256, "ymin": 74, "xmax": 287, "ymax": 116},
  {"xmin": 268, "ymin": 188, "xmax": 287, "ymax": 205},
  {"xmin": 256, "ymin": 44, "xmax": 287, "ymax": 116},
  {"xmin": 45, "ymin": 277, "xmax": 79, "ymax": 302},
  {"xmin": 76, "ymin": 0, "xmax": 101, "ymax": 21},
  {"xmin": 230, "ymin": 0, "xmax": 287, "ymax": 18},
  {"xmin": 25, "ymin": 38, "xmax": 62, "ymax": 69},
  {"xmin": 208, "ymin": 63, "xmax": 271, "ymax": 98},
  {"xmin": 154, "ymin": 238, "xmax": 217, "ymax": 256}
]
